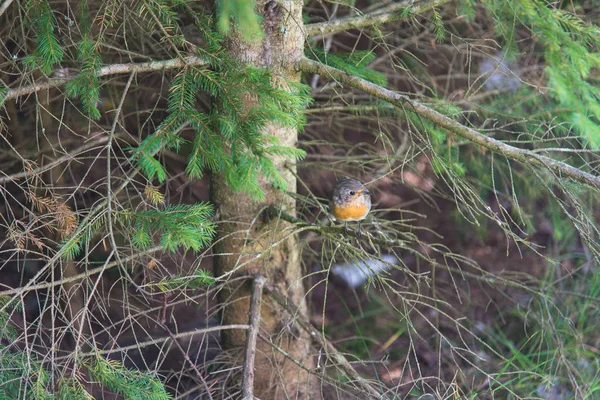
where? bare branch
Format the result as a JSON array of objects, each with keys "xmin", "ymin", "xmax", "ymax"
[
  {"xmin": 161, "ymin": 318, "xmax": 215, "ymax": 400},
  {"xmin": 304, "ymin": 0, "xmax": 451, "ymax": 37},
  {"xmin": 54, "ymin": 324, "xmax": 250, "ymax": 360},
  {"xmin": 0, "ymin": 246, "xmax": 163, "ymax": 298},
  {"xmin": 0, "ymin": 0, "xmax": 15, "ymax": 18},
  {"xmin": 242, "ymin": 275, "xmax": 266, "ymax": 400},
  {"xmin": 0, "ymin": 136, "xmax": 110, "ymax": 184},
  {"xmin": 297, "ymin": 58, "xmax": 600, "ymax": 191},
  {"xmin": 3, "ymin": 56, "xmax": 207, "ymax": 102}
]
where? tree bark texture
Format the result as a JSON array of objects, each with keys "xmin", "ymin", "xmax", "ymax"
[{"xmin": 211, "ymin": 1, "xmax": 316, "ymax": 398}]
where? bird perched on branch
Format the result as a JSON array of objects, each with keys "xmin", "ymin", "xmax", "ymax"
[{"xmin": 330, "ymin": 178, "xmax": 371, "ymax": 236}]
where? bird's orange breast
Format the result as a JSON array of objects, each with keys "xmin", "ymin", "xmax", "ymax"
[{"xmin": 333, "ymin": 202, "xmax": 369, "ymax": 221}]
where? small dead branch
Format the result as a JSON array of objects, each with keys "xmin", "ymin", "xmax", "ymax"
[
  {"xmin": 304, "ymin": 0, "xmax": 451, "ymax": 37},
  {"xmin": 0, "ymin": 136, "xmax": 111, "ymax": 184},
  {"xmin": 160, "ymin": 320, "xmax": 215, "ymax": 400},
  {"xmin": 54, "ymin": 324, "xmax": 250, "ymax": 360},
  {"xmin": 242, "ymin": 275, "xmax": 266, "ymax": 400},
  {"xmin": 0, "ymin": 245, "xmax": 165, "ymax": 298},
  {"xmin": 3, "ymin": 56, "xmax": 207, "ymax": 102},
  {"xmin": 263, "ymin": 283, "xmax": 384, "ymax": 399},
  {"xmin": 0, "ymin": 0, "xmax": 15, "ymax": 18}
]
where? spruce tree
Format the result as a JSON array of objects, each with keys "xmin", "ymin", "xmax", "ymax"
[{"xmin": 1, "ymin": 0, "xmax": 599, "ymax": 398}]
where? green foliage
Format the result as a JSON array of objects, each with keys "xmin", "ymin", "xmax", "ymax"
[
  {"xmin": 217, "ymin": 0, "xmax": 263, "ymax": 40},
  {"xmin": 66, "ymin": 36, "xmax": 102, "ymax": 120},
  {"xmin": 56, "ymin": 378, "xmax": 94, "ymax": 400},
  {"xmin": 0, "ymin": 346, "xmax": 52, "ymax": 399},
  {"xmin": 100, "ymin": 0, "xmax": 122, "ymax": 28},
  {"xmin": 183, "ymin": 10, "xmax": 227, "ymax": 64},
  {"xmin": 131, "ymin": 55, "xmax": 311, "ymax": 199},
  {"xmin": 60, "ymin": 234, "xmax": 84, "ymax": 261},
  {"xmin": 65, "ymin": 0, "xmax": 102, "ymax": 119},
  {"xmin": 403, "ymin": 103, "xmax": 468, "ymax": 178},
  {"xmin": 1, "ymin": 335, "xmax": 167, "ymax": 399},
  {"xmin": 59, "ymin": 213, "xmax": 107, "ymax": 260},
  {"xmin": 87, "ymin": 356, "xmax": 171, "ymax": 400},
  {"xmin": 458, "ymin": 0, "xmax": 477, "ymax": 22},
  {"xmin": 138, "ymin": 0, "xmax": 187, "ymax": 47},
  {"xmin": 429, "ymin": 9, "xmax": 446, "ymax": 42},
  {"xmin": 0, "ymin": 81, "xmax": 7, "ymax": 108},
  {"xmin": 130, "ymin": 68, "xmax": 203, "ymax": 183},
  {"xmin": 484, "ymin": 265, "xmax": 600, "ymax": 398},
  {"xmin": 156, "ymin": 268, "xmax": 215, "ymax": 292},
  {"xmin": 482, "ymin": 0, "xmax": 600, "ymax": 149},
  {"xmin": 23, "ymin": 0, "xmax": 64, "ymax": 74},
  {"xmin": 121, "ymin": 203, "xmax": 216, "ymax": 252},
  {"xmin": 0, "ymin": 296, "xmax": 20, "ymax": 341},
  {"xmin": 215, "ymin": 66, "xmax": 310, "ymax": 199},
  {"xmin": 461, "ymin": 77, "xmax": 596, "ymax": 246},
  {"xmin": 60, "ymin": 201, "xmax": 216, "ymax": 260},
  {"xmin": 307, "ymin": 48, "xmax": 388, "ymax": 87}
]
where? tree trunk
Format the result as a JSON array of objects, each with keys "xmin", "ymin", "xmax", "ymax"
[{"xmin": 211, "ymin": 1, "xmax": 316, "ymax": 398}]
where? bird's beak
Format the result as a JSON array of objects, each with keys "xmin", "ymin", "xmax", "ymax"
[{"xmin": 363, "ymin": 188, "xmax": 371, "ymax": 195}]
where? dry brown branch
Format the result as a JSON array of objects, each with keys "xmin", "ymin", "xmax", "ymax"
[
  {"xmin": 242, "ymin": 275, "xmax": 266, "ymax": 400},
  {"xmin": 3, "ymin": 56, "xmax": 207, "ymax": 102},
  {"xmin": 161, "ymin": 319, "xmax": 215, "ymax": 400},
  {"xmin": 263, "ymin": 283, "xmax": 384, "ymax": 399},
  {"xmin": 297, "ymin": 58, "xmax": 600, "ymax": 191},
  {"xmin": 54, "ymin": 324, "xmax": 250, "ymax": 360},
  {"xmin": 0, "ymin": 245, "xmax": 163, "ymax": 298},
  {"xmin": 0, "ymin": 136, "xmax": 111, "ymax": 184},
  {"xmin": 0, "ymin": 0, "xmax": 15, "ymax": 18},
  {"xmin": 304, "ymin": 0, "xmax": 451, "ymax": 37}
]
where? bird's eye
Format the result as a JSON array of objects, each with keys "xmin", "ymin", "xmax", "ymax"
[{"xmin": 349, "ymin": 190, "xmax": 356, "ymax": 196}]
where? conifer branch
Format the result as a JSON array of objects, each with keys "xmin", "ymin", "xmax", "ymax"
[
  {"xmin": 3, "ymin": 56, "xmax": 207, "ymax": 102},
  {"xmin": 297, "ymin": 58, "xmax": 600, "ymax": 191},
  {"xmin": 304, "ymin": 0, "xmax": 451, "ymax": 37}
]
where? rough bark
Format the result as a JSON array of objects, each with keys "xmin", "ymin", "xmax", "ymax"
[{"xmin": 211, "ymin": 1, "xmax": 316, "ymax": 398}]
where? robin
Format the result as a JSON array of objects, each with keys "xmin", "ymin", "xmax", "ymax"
[{"xmin": 330, "ymin": 178, "xmax": 371, "ymax": 236}]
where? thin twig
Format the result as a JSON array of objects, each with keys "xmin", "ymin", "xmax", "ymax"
[
  {"xmin": 161, "ymin": 322, "xmax": 215, "ymax": 400},
  {"xmin": 263, "ymin": 205, "xmax": 406, "ymax": 249},
  {"xmin": 242, "ymin": 275, "xmax": 266, "ymax": 400},
  {"xmin": 0, "ymin": 245, "xmax": 163, "ymax": 297},
  {"xmin": 54, "ymin": 324, "xmax": 250, "ymax": 360},
  {"xmin": 263, "ymin": 283, "xmax": 384, "ymax": 398},
  {"xmin": 297, "ymin": 58, "xmax": 600, "ymax": 191},
  {"xmin": 264, "ymin": 205, "xmax": 587, "ymax": 293},
  {"xmin": 305, "ymin": 0, "xmax": 451, "ymax": 37},
  {"xmin": 73, "ymin": 72, "xmax": 136, "ymax": 363},
  {"xmin": 0, "ymin": 0, "xmax": 15, "ymax": 18},
  {"xmin": 256, "ymin": 333, "xmax": 363, "ymax": 399},
  {"xmin": 0, "ymin": 136, "xmax": 110, "ymax": 184}
]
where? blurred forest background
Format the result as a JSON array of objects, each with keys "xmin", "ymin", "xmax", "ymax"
[{"xmin": 1, "ymin": 0, "xmax": 600, "ymax": 399}]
